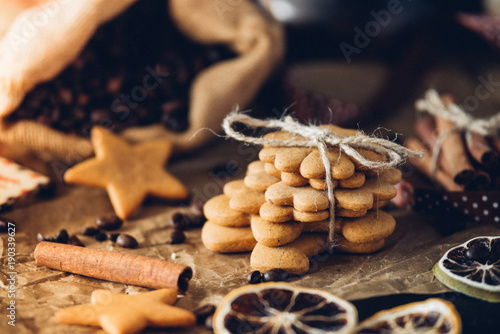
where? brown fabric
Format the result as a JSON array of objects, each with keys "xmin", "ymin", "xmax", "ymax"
[{"xmin": 0, "ymin": 0, "xmax": 284, "ymax": 162}]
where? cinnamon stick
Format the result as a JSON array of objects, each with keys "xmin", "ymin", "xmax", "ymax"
[
  {"xmin": 469, "ymin": 169, "xmax": 492, "ymax": 190},
  {"xmin": 465, "ymin": 131, "xmax": 498, "ymax": 170},
  {"xmin": 406, "ymin": 138, "xmax": 464, "ymax": 192},
  {"xmin": 34, "ymin": 242, "xmax": 192, "ymax": 292},
  {"xmin": 415, "ymin": 115, "xmax": 438, "ymax": 150},
  {"xmin": 434, "ymin": 114, "xmax": 475, "ymax": 185}
]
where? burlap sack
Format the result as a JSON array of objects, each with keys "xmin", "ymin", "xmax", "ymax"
[{"xmin": 0, "ymin": 0, "xmax": 284, "ymax": 163}]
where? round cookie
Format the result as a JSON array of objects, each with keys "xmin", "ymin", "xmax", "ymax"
[
  {"xmin": 341, "ymin": 211, "xmax": 396, "ymax": 244},
  {"xmin": 203, "ymin": 194, "xmax": 250, "ymax": 227},
  {"xmin": 202, "ymin": 221, "xmax": 256, "ymax": 253},
  {"xmin": 260, "ymin": 202, "xmax": 329, "ymax": 223},
  {"xmin": 336, "ymin": 237, "xmax": 385, "ymax": 254},
  {"xmin": 250, "ymin": 233, "xmax": 328, "ymax": 275},
  {"xmin": 251, "ymin": 215, "xmax": 303, "ymax": 247}
]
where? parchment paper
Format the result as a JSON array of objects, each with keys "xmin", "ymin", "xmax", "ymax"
[{"xmin": 2, "ymin": 63, "xmax": 500, "ymax": 334}]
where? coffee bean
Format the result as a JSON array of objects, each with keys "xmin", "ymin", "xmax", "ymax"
[
  {"xmin": 116, "ymin": 234, "xmax": 138, "ymax": 248},
  {"xmin": 247, "ymin": 271, "xmax": 262, "ymax": 285},
  {"xmin": 170, "ymin": 229, "xmax": 186, "ymax": 244},
  {"xmin": 0, "ymin": 217, "xmax": 14, "ymax": 233},
  {"xmin": 170, "ymin": 213, "xmax": 189, "ymax": 230},
  {"xmin": 187, "ymin": 215, "xmax": 206, "ymax": 228},
  {"xmin": 107, "ymin": 233, "xmax": 120, "ymax": 242},
  {"xmin": 6, "ymin": 0, "xmax": 234, "ymax": 136},
  {"xmin": 55, "ymin": 229, "xmax": 69, "ymax": 244},
  {"xmin": 69, "ymin": 235, "xmax": 85, "ymax": 247},
  {"xmin": 262, "ymin": 269, "xmax": 289, "ymax": 282},
  {"xmin": 193, "ymin": 304, "xmax": 216, "ymax": 325},
  {"xmin": 82, "ymin": 226, "xmax": 100, "ymax": 236},
  {"xmin": 95, "ymin": 215, "xmax": 122, "ymax": 231},
  {"xmin": 94, "ymin": 232, "xmax": 108, "ymax": 242}
]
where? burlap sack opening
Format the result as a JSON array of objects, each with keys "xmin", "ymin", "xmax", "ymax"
[{"xmin": 0, "ymin": 0, "xmax": 284, "ymax": 164}]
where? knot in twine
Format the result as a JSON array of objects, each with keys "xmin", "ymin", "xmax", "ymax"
[
  {"xmin": 415, "ymin": 89, "xmax": 500, "ymax": 178},
  {"xmin": 222, "ymin": 111, "xmax": 423, "ymax": 249}
]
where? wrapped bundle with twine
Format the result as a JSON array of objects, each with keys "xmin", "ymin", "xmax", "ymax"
[{"xmin": 0, "ymin": 0, "xmax": 284, "ymax": 163}]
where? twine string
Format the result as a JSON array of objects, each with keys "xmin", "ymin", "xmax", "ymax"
[
  {"xmin": 415, "ymin": 89, "xmax": 500, "ymax": 177},
  {"xmin": 222, "ymin": 111, "xmax": 423, "ymax": 249}
]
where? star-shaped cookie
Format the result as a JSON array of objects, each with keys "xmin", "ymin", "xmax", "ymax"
[
  {"xmin": 64, "ymin": 127, "xmax": 188, "ymax": 219},
  {"xmin": 55, "ymin": 289, "xmax": 196, "ymax": 334}
]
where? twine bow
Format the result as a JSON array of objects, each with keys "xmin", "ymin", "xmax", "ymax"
[
  {"xmin": 415, "ymin": 89, "xmax": 500, "ymax": 177},
  {"xmin": 222, "ymin": 111, "xmax": 423, "ymax": 249}
]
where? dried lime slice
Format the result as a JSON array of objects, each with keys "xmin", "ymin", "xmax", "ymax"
[
  {"xmin": 355, "ymin": 298, "xmax": 461, "ymax": 334},
  {"xmin": 433, "ymin": 236, "xmax": 500, "ymax": 302},
  {"xmin": 213, "ymin": 282, "xmax": 357, "ymax": 334}
]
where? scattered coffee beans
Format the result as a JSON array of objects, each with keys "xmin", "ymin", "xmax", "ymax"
[
  {"xmin": 262, "ymin": 269, "xmax": 289, "ymax": 282},
  {"xmin": 94, "ymin": 232, "xmax": 108, "ymax": 242},
  {"xmin": 107, "ymin": 233, "xmax": 120, "ymax": 242},
  {"xmin": 55, "ymin": 229, "xmax": 69, "ymax": 244},
  {"xmin": 193, "ymin": 304, "xmax": 216, "ymax": 325},
  {"xmin": 81, "ymin": 226, "xmax": 100, "ymax": 236},
  {"xmin": 95, "ymin": 215, "xmax": 123, "ymax": 231},
  {"xmin": 170, "ymin": 213, "xmax": 190, "ymax": 230},
  {"xmin": 7, "ymin": 1, "xmax": 233, "ymax": 135},
  {"xmin": 116, "ymin": 234, "xmax": 138, "ymax": 249},
  {"xmin": 169, "ymin": 229, "xmax": 186, "ymax": 244},
  {"xmin": 247, "ymin": 271, "xmax": 263, "ymax": 285},
  {"xmin": 68, "ymin": 235, "xmax": 85, "ymax": 247}
]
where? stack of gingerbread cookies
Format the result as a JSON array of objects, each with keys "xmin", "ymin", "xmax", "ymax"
[{"xmin": 202, "ymin": 125, "xmax": 402, "ymax": 275}]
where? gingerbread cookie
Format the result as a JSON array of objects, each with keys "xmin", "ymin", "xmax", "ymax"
[
  {"xmin": 251, "ymin": 215, "xmax": 303, "ymax": 247},
  {"xmin": 299, "ymin": 148, "xmax": 356, "ymax": 180},
  {"xmin": 250, "ymin": 233, "xmax": 328, "ymax": 275},
  {"xmin": 336, "ymin": 237, "xmax": 385, "ymax": 254},
  {"xmin": 265, "ymin": 182, "xmax": 330, "ymax": 212},
  {"xmin": 243, "ymin": 161, "xmax": 280, "ymax": 192},
  {"xmin": 55, "ymin": 289, "xmax": 195, "ymax": 334},
  {"xmin": 341, "ymin": 211, "xmax": 395, "ymax": 244},
  {"xmin": 259, "ymin": 146, "xmax": 312, "ymax": 173},
  {"xmin": 64, "ymin": 127, "xmax": 188, "ymax": 219},
  {"xmin": 259, "ymin": 202, "xmax": 329, "ymax": 223},
  {"xmin": 201, "ymin": 221, "xmax": 256, "ymax": 253},
  {"xmin": 223, "ymin": 180, "xmax": 265, "ymax": 214},
  {"xmin": 203, "ymin": 194, "xmax": 250, "ymax": 227},
  {"xmin": 308, "ymin": 171, "xmax": 366, "ymax": 190}
]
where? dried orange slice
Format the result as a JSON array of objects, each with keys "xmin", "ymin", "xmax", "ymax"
[
  {"xmin": 433, "ymin": 236, "xmax": 500, "ymax": 302},
  {"xmin": 213, "ymin": 282, "xmax": 357, "ymax": 334},
  {"xmin": 354, "ymin": 298, "xmax": 461, "ymax": 334}
]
